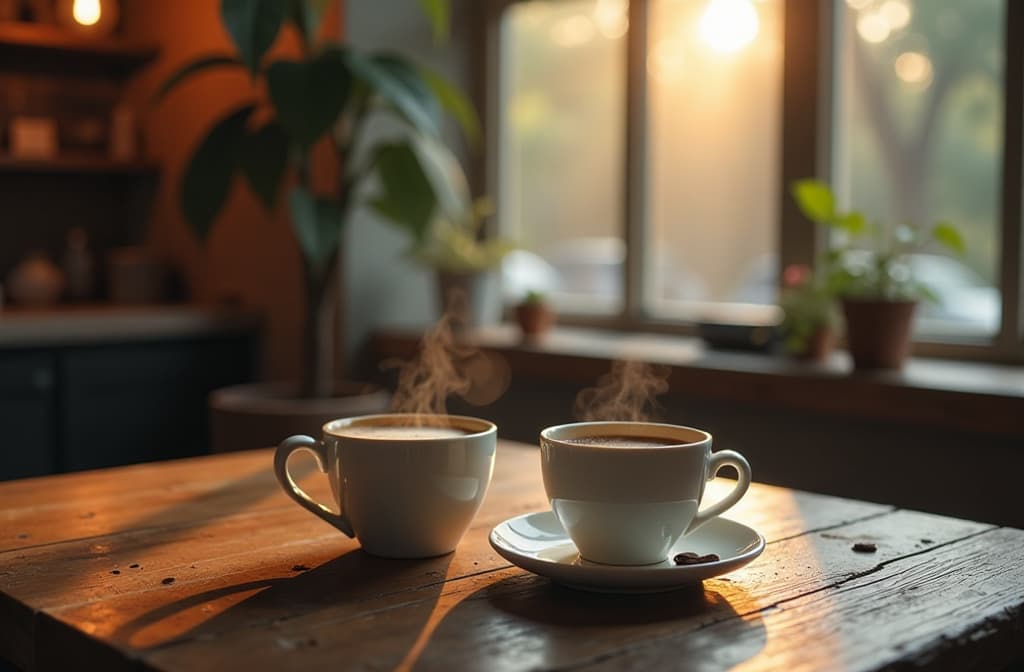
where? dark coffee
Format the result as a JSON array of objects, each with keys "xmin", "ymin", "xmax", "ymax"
[{"xmin": 561, "ymin": 435, "xmax": 685, "ymax": 448}]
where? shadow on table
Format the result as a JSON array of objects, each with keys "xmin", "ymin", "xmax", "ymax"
[
  {"xmin": 110, "ymin": 547, "xmax": 452, "ymax": 662},
  {"xmin": 404, "ymin": 573, "xmax": 767, "ymax": 670}
]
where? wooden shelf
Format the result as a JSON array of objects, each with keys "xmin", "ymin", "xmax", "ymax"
[
  {"xmin": 0, "ymin": 154, "xmax": 158, "ymax": 175},
  {"xmin": 0, "ymin": 22, "xmax": 158, "ymax": 75}
]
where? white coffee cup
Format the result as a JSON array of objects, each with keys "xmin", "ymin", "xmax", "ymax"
[
  {"xmin": 540, "ymin": 421, "xmax": 751, "ymax": 566},
  {"xmin": 274, "ymin": 413, "xmax": 497, "ymax": 558}
]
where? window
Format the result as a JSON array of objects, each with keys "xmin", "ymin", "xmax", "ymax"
[
  {"xmin": 832, "ymin": 0, "xmax": 1005, "ymax": 339},
  {"xmin": 500, "ymin": 0, "xmax": 626, "ymax": 314},
  {"xmin": 491, "ymin": 0, "xmax": 1024, "ymax": 360}
]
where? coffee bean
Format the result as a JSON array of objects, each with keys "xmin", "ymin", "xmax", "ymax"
[
  {"xmin": 673, "ymin": 552, "xmax": 721, "ymax": 565},
  {"xmin": 852, "ymin": 542, "xmax": 877, "ymax": 553}
]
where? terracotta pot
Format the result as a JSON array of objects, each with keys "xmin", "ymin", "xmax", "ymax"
[
  {"xmin": 515, "ymin": 302, "xmax": 555, "ymax": 339},
  {"xmin": 799, "ymin": 326, "xmax": 836, "ymax": 362},
  {"xmin": 209, "ymin": 381, "xmax": 391, "ymax": 453},
  {"xmin": 842, "ymin": 299, "xmax": 917, "ymax": 370}
]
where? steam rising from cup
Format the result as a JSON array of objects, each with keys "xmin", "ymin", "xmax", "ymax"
[
  {"xmin": 574, "ymin": 360, "xmax": 671, "ymax": 422},
  {"xmin": 388, "ymin": 288, "xmax": 511, "ymax": 418}
]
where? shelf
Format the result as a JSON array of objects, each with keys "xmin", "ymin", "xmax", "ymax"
[
  {"xmin": 0, "ymin": 22, "xmax": 158, "ymax": 76},
  {"xmin": 0, "ymin": 154, "xmax": 158, "ymax": 175}
]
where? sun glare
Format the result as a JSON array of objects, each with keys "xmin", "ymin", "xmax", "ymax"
[{"xmin": 699, "ymin": 0, "xmax": 760, "ymax": 54}]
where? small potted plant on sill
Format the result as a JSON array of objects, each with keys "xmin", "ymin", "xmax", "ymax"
[
  {"xmin": 779, "ymin": 264, "xmax": 839, "ymax": 362},
  {"xmin": 791, "ymin": 179, "xmax": 966, "ymax": 370},
  {"xmin": 514, "ymin": 290, "xmax": 555, "ymax": 341}
]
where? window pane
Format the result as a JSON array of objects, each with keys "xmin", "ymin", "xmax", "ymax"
[
  {"xmin": 833, "ymin": 0, "xmax": 1004, "ymax": 338},
  {"xmin": 646, "ymin": 0, "xmax": 784, "ymax": 320},
  {"xmin": 499, "ymin": 0, "xmax": 626, "ymax": 314}
]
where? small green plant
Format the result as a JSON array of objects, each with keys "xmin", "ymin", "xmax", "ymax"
[
  {"xmin": 791, "ymin": 179, "xmax": 966, "ymax": 301},
  {"xmin": 520, "ymin": 290, "xmax": 547, "ymax": 306},
  {"xmin": 778, "ymin": 264, "xmax": 839, "ymax": 354}
]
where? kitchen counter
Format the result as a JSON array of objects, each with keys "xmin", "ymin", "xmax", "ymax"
[{"xmin": 0, "ymin": 303, "xmax": 262, "ymax": 348}]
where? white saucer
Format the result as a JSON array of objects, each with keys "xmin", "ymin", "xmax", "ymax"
[{"xmin": 489, "ymin": 511, "xmax": 765, "ymax": 593}]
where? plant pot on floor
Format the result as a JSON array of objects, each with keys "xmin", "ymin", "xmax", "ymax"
[
  {"xmin": 842, "ymin": 298, "xmax": 917, "ymax": 370},
  {"xmin": 209, "ymin": 381, "xmax": 391, "ymax": 453}
]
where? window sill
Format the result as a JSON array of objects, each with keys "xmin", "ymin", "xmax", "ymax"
[{"xmin": 368, "ymin": 324, "xmax": 1024, "ymax": 438}]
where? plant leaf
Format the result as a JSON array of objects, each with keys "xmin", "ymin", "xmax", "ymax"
[
  {"xmin": 418, "ymin": 0, "xmax": 450, "ymax": 43},
  {"xmin": 182, "ymin": 104, "xmax": 256, "ymax": 240},
  {"xmin": 287, "ymin": 0, "xmax": 334, "ymax": 43},
  {"xmin": 836, "ymin": 211, "xmax": 867, "ymax": 235},
  {"xmin": 239, "ymin": 120, "xmax": 289, "ymax": 209},
  {"xmin": 932, "ymin": 221, "xmax": 966, "ymax": 255},
  {"xmin": 792, "ymin": 179, "xmax": 835, "ymax": 224},
  {"xmin": 154, "ymin": 55, "xmax": 244, "ymax": 102},
  {"xmin": 420, "ymin": 65, "xmax": 480, "ymax": 147},
  {"xmin": 289, "ymin": 187, "xmax": 344, "ymax": 271},
  {"xmin": 221, "ymin": 0, "xmax": 286, "ymax": 74},
  {"xmin": 342, "ymin": 49, "xmax": 439, "ymax": 137},
  {"xmin": 368, "ymin": 141, "xmax": 438, "ymax": 243},
  {"xmin": 266, "ymin": 51, "xmax": 351, "ymax": 148}
]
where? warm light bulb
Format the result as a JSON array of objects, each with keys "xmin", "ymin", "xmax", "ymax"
[
  {"xmin": 699, "ymin": 0, "xmax": 760, "ymax": 54},
  {"xmin": 72, "ymin": 0, "xmax": 102, "ymax": 26}
]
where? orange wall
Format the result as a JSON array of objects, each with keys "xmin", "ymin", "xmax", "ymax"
[{"xmin": 121, "ymin": 1, "xmax": 342, "ymax": 382}]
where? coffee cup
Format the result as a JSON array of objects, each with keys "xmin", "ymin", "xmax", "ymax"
[
  {"xmin": 540, "ymin": 421, "xmax": 751, "ymax": 566},
  {"xmin": 274, "ymin": 413, "xmax": 497, "ymax": 558}
]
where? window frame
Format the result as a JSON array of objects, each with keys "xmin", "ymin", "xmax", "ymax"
[{"xmin": 480, "ymin": 0, "xmax": 1024, "ymax": 364}]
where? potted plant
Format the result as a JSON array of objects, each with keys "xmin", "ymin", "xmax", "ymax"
[
  {"xmin": 792, "ymin": 179, "xmax": 966, "ymax": 370},
  {"xmin": 158, "ymin": 1, "xmax": 477, "ymax": 449},
  {"xmin": 514, "ymin": 290, "xmax": 555, "ymax": 341},
  {"xmin": 402, "ymin": 196, "xmax": 515, "ymax": 329},
  {"xmin": 778, "ymin": 264, "xmax": 838, "ymax": 361}
]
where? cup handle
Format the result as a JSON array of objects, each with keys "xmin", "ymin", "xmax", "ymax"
[
  {"xmin": 273, "ymin": 435, "xmax": 355, "ymax": 538},
  {"xmin": 686, "ymin": 450, "xmax": 751, "ymax": 535}
]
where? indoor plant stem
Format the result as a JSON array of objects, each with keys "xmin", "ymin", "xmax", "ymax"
[{"xmin": 302, "ymin": 252, "xmax": 339, "ymax": 399}]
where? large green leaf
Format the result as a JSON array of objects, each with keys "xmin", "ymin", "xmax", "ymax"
[
  {"xmin": 182, "ymin": 104, "xmax": 256, "ymax": 240},
  {"xmin": 289, "ymin": 187, "xmax": 344, "ymax": 270},
  {"xmin": 932, "ymin": 221, "xmax": 966, "ymax": 255},
  {"xmin": 368, "ymin": 141, "xmax": 438, "ymax": 243},
  {"xmin": 792, "ymin": 179, "xmax": 835, "ymax": 224},
  {"xmin": 154, "ymin": 55, "xmax": 244, "ymax": 102},
  {"xmin": 287, "ymin": 0, "xmax": 334, "ymax": 43},
  {"xmin": 266, "ymin": 51, "xmax": 351, "ymax": 148},
  {"xmin": 420, "ymin": 65, "xmax": 480, "ymax": 146},
  {"xmin": 418, "ymin": 0, "xmax": 450, "ymax": 43},
  {"xmin": 239, "ymin": 120, "xmax": 289, "ymax": 209},
  {"xmin": 341, "ymin": 49, "xmax": 439, "ymax": 137},
  {"xmin": 221, "ymin": 0, "xmax": 286, "ymax": 74}
]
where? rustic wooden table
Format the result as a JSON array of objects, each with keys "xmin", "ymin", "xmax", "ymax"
[{"xmin": 1, "ymin": 441, "xmax": 1022, "ymax": 671}]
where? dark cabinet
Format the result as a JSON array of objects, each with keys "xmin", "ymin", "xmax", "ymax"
[
  {"xmin": 0, "ymin": 334, "xmax": 257, "ymax": 480},
  {"xmin": 0, "ymin": 353, "xmax": 57, "ymax": 479}
]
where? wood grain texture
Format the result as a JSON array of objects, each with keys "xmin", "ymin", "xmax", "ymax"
[{"xmin": 0, "ymin": 441, "xmax": 1021, "ymax": 672}]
